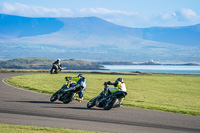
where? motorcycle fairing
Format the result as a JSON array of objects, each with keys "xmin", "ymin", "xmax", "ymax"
[
  {"xmin": 108, "ymin": 87, "xmax": 119, "ymax": 93},
  {"xmin": 112, "ymin": 91, "xmax": 127, "ymax": 99}
]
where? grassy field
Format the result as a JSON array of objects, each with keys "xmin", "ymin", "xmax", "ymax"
[
  {"xmin": 6, "ymin": 72, "xmax": 200, "ymax": 116},
  {"xmin": 0, "ymin": 124, "xmax": 102, "ymax": 133}
]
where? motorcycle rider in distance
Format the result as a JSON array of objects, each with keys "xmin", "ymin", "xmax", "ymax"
[
  {"xmin": 53, "ymin": 58, "xmax": 62, "ymax": 70},
  {"xmin": 65, "ymin": 74, "xmax": 87, "ymax": 102},
  {"xmin": 104, "ymin": 78, "xmax": 126, "ymax": 105},
  {"xmin": 50, "ymin": 58, "xmax": 62, "ymax": 74}
]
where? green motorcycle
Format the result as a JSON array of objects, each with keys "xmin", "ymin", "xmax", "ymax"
[{"xmin": 87, "ymin": 84, "xmax": 127, "ymax": 110}]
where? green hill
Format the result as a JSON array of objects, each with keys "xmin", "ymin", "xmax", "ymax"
[{"xmin": 0, "ymin": 57, "xmax": 103, "ymax": 70}]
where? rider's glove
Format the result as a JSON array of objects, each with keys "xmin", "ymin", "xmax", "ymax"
[
  {"xmin": 67, "ymin": 77, "xmax": 73, "ymax": 80},
  {"xmin": 107, "ymin": 81, "xmax": 113, "ymax": 84}
]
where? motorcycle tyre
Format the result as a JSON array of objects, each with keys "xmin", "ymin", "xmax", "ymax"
[
  {"xmin": 50, "ymin": 65, "xmax": 59, "ymax": 74},
  {"xmin": 103, "ymin": 98, "xmax": 118, "ymax": 110},
  {"xmin": 87, "ymin": 99, "xmax": 96, "ymax": 108},
  {"xmin": 55, "ymin": 68, "xmax": 58, "ymax": 74},
  {"xmin": 63, "ymin": 93, "xmax": 76, "ymax": 104},
  {"xmin": 50, "ymin": 93, "xmax": 58, "ymax": 102},
  {"xmin": 95, "ymin": 98, "xmax": 104, "ymax": 108},
  {"xmin": 50, "ymin": 68, "xmax": 54, "ymax": 74}
]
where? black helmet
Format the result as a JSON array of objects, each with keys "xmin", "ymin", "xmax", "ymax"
[
  {"xmin": 116, "ymin": 78, "xmax": 123, "ymax": 82},
  {"xmin": 77, "ymin": 74, "xmax": 84, "ymax": 78}
]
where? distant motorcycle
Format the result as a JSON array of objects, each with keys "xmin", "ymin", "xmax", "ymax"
[
  {"xmin": 50, "ymin": 64, "xmax": 61, "ymax": 74},
  {"xmin": 87, "ymin": 84, "xmax": 127, "ymax": 110},
  {"xmin": 50, "ymin": 80, "xmax": 81, "ymax": 104}
]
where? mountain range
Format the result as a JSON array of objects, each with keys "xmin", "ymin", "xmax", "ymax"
[{"xmin": 0, "ymin": 13, "xmax": 200, "ymax": 63}]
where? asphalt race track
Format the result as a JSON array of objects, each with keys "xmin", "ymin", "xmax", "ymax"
[{"xmin": 0, "ymin": 73, "xmax": 200, "ymax": 133}]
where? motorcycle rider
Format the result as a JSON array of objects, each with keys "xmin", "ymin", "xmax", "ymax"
[
  {"xmin": 65, "ymin": 74, "xmax": 87, "ymax": 102},
  {"xmin": 52, "ymin": 58, "xmax": 62, "ymax": 70},
  {"xmin": 103, "ymin": 78, "xmax": 126, "ymax": 105}
]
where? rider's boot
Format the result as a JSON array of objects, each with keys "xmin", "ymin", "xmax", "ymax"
[
  {"xmin": 77, "ymin": 97, "xmax": 83, "ymax": 102},
  {"xmin": 75, "ymin": 97, "xmax": 83, "ymax": 102},
  {"xmin": 115, "ymin": 98, "xmax": 124, "ymax": 108},
  {"xmin": 119, "ymin": 98, "xmax": 124, "ymax": 106}
]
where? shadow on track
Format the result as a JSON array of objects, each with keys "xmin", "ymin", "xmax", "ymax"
[
  {"xmin": 5, "ymin": 100, "xmax": 102, "ymax": 110},
  {"xmin": 43, "ymin": 106, "xmax": 102, "ymax": 110},
  {"xmin": 5, "ymin": 100, "xmax": 62, "ymax": 104}
]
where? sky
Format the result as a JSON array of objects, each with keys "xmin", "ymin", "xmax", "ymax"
[{"xmin": 0, "ymin": 0, "xmax": 200, "ymax": 28}]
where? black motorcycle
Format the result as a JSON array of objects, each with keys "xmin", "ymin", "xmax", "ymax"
[
  {"xmin": 87, "ymin": 85, "xmax": 127, "ymax": 110},
  {"xmin": 50, "ymin": 64, "xmax": 61, "ymax": 74},
  {"xmin": 50, "ymin": 80, "xmax": 81, "ymax": 104}
]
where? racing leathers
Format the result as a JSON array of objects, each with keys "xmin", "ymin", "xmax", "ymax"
[
  {"xmin": 66, "ymin": 76, "xmax": 87, "ymax": 102},
  {"xmin": 103, "ymin": 80, "xmax": 126, "ymax": 105},
  {"xmin": 104, "ymin": 80, "xmax": 126, "ymax": 93},
  {"xmin": 53, "ymin": 60, "xmax": 62, "ymax": 70}
]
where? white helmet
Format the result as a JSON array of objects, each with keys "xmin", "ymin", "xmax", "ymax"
[{"xmin": 57, "ymin": 58, "xmax": 61, "ymax": 61}]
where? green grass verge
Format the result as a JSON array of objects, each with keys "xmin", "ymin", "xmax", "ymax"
[
  {"xmin": 0, "ymin": 123, "xmax": 102, "ymax": 133},
  {"xmin": 6, "ymin": 73, "xmax": 200, "ymax": 116}
]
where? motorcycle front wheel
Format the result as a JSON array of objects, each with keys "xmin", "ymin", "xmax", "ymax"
[
  {"xmin": 103, "ymin": 98, "xmax": 118, "ymax": 110},
  {"xmin": 87, "ymin": 99, "xmax": 96, "ymax": 108},
  {"xmin": 50, "ymin": 93, "xmax": 58, "ymax": 102}
]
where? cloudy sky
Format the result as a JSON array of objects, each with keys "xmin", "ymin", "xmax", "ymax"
[{"xmin": 0, "ymin": 0, "xmax": 200, "ymax": 28}]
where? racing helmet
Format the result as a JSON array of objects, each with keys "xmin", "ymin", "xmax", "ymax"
[
  {"xmin": 77, "ymin": 74, "xmax": 84, "ymax": 78},
  {"xmin": 57, "ymin": 58, "xmax": 61, "ymax": 61},
  {"xmin": 116, "ymin": 78, "xmax": 123, "ymax": 83}
]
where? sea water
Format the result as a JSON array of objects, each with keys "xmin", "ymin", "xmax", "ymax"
[{"xmin": 103, "ymin": 65, "xmax": 200, "ymax": 74}]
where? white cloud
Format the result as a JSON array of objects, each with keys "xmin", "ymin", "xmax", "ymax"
[
  {"xmin": 77, "ymin": 8, "xmax": 137, "ymax": 16},
  {"xmin": 0, "ymin": 2, "xmax": 137, "ymax": 17},
  {"xmin": 0, "ymin": 2, "xmax": 200, "ymax": 28},
  {"xmin": 0, "ymin": 3, "xmax": 74, "ymax": 17},
  {"xmin": 159, "ymin": 12, "xmax": 176, "ymax": 20},
  {"xmin": 154, "ymin": 9, "xmax": 200, "ymax": 27},
  {"xmin": 161, "ymin": 9, "xmax": 200, "ymax": 21},
  {"xmin": 175, "ymin": 8, "xmax": 200, "ymax": 21}
]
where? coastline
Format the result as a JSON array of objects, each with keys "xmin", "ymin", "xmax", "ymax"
[{"xmin": 1, "ymin": 68, "xmax": 200, "ymax": 76}]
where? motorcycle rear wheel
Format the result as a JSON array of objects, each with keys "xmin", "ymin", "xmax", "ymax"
[
  {"xmin": 63, "ymin": 93, "xmax": 76, "ymax": 104},
  {"xmin": 103, "ymin": 98, "xmax": 118, "ymax": 110}
]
